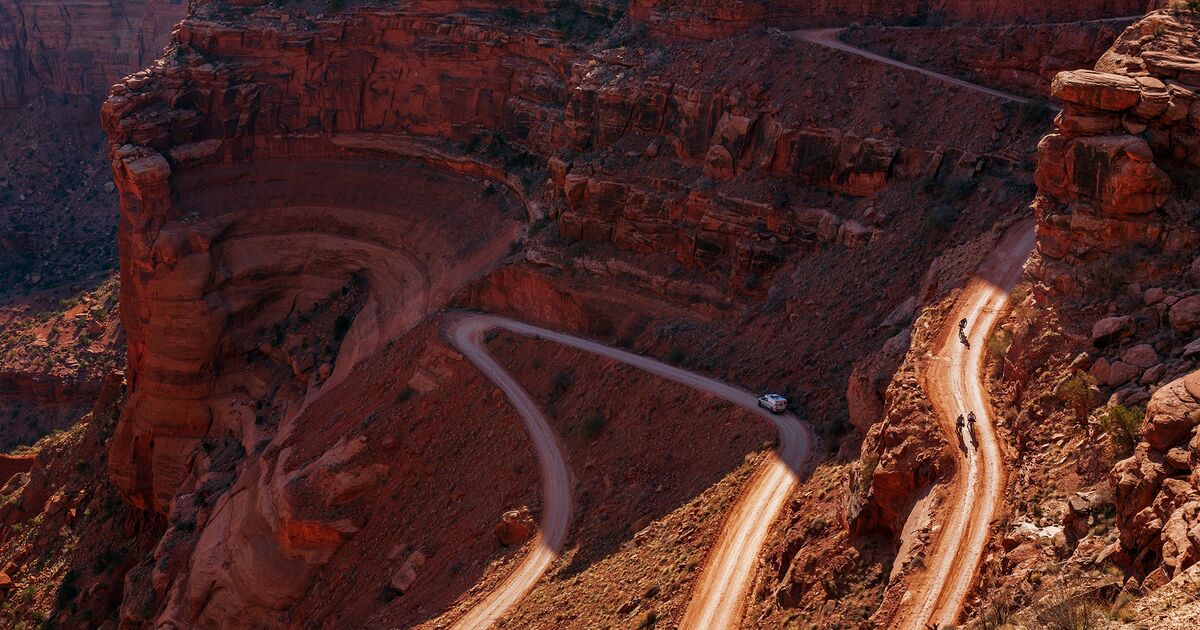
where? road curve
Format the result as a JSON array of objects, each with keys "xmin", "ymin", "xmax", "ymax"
[
  {"xmin": 790, "ymin": 28, "xmax": 1033, "ymax": 104},
  {"xmin": 447, "ymin": 315, "xmax": 574, "ymax": 630},
  {"xmin": 900, "ymin": 222, "xmax": 1036, "ymax": 629},
  {"xmin": 445, "ymin": 313, "xmax": 813, "ymax": 629}
]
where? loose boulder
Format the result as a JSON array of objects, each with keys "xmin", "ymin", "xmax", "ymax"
[{"xmin": 495, "ymin": 507, "xmax": 537, "ymax": 546}]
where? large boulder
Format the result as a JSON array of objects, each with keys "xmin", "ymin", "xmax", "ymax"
[
  {"xmin": 1092, "ymin": 316, "xmax": 1135, "ymax": 347},
  {"xmin": 1170, "ymin": 295, "xmax": 1200, "ymax": 332},
  {"xmin": 1123, "ymin": 344, "xmax": 1159, "ymax": 369},
  {"xmin": 1143, "ymin": 371, "xmax": 1200, "ymax": 452},
  {"xmin": 1051, "ymin": 70, "xmax": 1142, "ymax": 112}
]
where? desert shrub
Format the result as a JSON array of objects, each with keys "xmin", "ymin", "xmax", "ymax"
[
  {"xmin": 1035, "ymin": 596, "xmax": 1104, "ymax": 630},
  {"xmin": 986, "ymin": 329, "xmax": 1012, "ymax": 364},
  {"xmin": 395, "ymin": 387, "xmax": 415, "ymax": 404},
  {"xmin": 1058, "ymin": 370, "xmax": 1097, "ymax": 426},
  {"xmin": 581, "ymin": 413, "xmax": 606, "ymax": 440},
  {"xmin": 1099, "ymin": 404, "xmax": 1145, "ymax": 457},
  {"xmin": 858, "ymin": 453, "xmax": 878, "ymax": 495},
  {"xmin": 666, "ymin": 346, "xmax": 686, "ymax": 365}
]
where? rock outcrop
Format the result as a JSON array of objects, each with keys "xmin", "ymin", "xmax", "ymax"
[
  {"xmin": 1032, "ymin": 10, "xmax": 1200, "ymax": 295},
  {"xmin": 1112, "ymin": 371, "xmax": 1200, "ymax": 582}
]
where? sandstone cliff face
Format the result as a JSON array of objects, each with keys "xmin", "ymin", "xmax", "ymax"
[
  {"xmin": 0, "ymin": 0, "xmax": 184, "ymax": 108},
  {"xmin": 1032, "ymin": 10, "xmax": 1200, "ymax": 296},
  {"xmin": 1018, "ymin": 6, "xmax": 1200, "ymax": 598},
  {"xmin": 631, "ymin": 0, "xmax": 1150, "ymax": 39}
]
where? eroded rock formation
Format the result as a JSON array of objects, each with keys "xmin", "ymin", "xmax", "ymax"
[{"xmin": 1032, "ymin": 10, "xmax": 1199, "ymax": 295}]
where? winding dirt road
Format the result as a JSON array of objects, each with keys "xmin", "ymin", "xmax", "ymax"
[
  {"xmin": 446, "ymin": 313, "xmax": 813, "ymax": 629},
  {"xmin": 790, "ymin": 28, "xmax": 1032, "ymax": 104},
  {"xmin": 900, "ymin": 222, "xmax": 1035, "ymax": 629}
]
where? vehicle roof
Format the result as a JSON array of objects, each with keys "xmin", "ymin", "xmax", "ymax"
[{"xmin": 762, "ymin": 393, "xmax": 786, "ymax": 400}]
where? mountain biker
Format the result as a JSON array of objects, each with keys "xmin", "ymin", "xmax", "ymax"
[
  {"xmin": 959, "ymin": 318, "xmax": 968, "ymax": 331},
  {"xmin": 956, "ymin": 414, "xmax": 965, "ymax": 431},
  {"xmin": 967, "ymin": 411, "xmax": 977, "ymax": 425}
]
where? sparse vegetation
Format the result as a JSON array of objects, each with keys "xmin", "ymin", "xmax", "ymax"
[
  {"xmin": 1058, "ymin": 370, "xmax": 1098, "ymax": 428},
  {"xmin": 986, "ymin": 329, "xmax": 1011, "ymax": 364},
  {"xmin": 858, "ymin": 453, "xmax": 878, "ymax": 495},
  {"xmin": 581, "ymin": 413, "xmax": 606, "ymax": 440},
  {"xmin": 1098, "ymin": 404, "xmax": 1145, "ymax": 457}
]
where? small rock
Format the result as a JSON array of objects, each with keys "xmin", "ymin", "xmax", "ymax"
[
  {"xmin": 1107, "ymin": 361, "xmax": 1140, "ymax": 387},
  {"xmin": 389, "ymin": 551, "xmax": 427, "ymax": 594},
  {"xmin": 1164, "ymin": 447, "xmax": 1192, "ymax": 471},
  {"xmin": 495, "ymin": 507, "xmax": 536, "ymax": 546},
  {"xmin": 1092, "ymin": 316, "xmax": 1134, "ymax": 347},
  {"xmin": 1123, "ymin": 344, "xmax": 1159, "ymax": 369}
]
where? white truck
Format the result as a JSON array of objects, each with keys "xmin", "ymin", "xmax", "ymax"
[{"xmin": 757, "ymin": 393, "xmax": 788, "ymax": 414}]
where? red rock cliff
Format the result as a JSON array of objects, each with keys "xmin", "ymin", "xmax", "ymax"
[{"xmin": 0, "ymin": 0, "xmax": 185, "ymax": 107}]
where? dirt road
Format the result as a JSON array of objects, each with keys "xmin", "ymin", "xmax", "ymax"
[
  {"xmin": 900, "ymin": 222, "xmax": 1036, "ymax": 629},
  {"xmin": 447, "ymin": 315, "xmax": 574, "ymax": 630},
  {"xmin": 446, "ymin": 313, "xmax": 813, "ymax": 629},
  {"xmin": 790, "ymin": 28, "xmax": 1032, "ymax": 104}
]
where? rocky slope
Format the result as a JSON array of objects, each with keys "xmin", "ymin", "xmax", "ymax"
[
  {"xmin": 632, "ymin": 0, "xmax": 1150, "ymax": 39},
  {"xmin": 958, "ymin": 6, "xmax": 1200, "ymax": 626}
]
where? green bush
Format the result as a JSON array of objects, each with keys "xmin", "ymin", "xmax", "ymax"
[
  {"xmin": 1099, "ymin": 404, "xmax": 1145, "ymax": 457},
  {"xmin": 582, "ymin": 414, "xmax": 605, "ymax": 440},
  {"xmin": 986, "ymin": 330, "xmax": 1011, "ymax": 363},
  {"xmin": 1058, "ymin": 370, "xmax": 1097, "ymax": 426}
]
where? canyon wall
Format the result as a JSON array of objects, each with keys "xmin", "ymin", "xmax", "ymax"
[
  {"xmin": 1028, "ymin": 8, "xmax": 1200, "ymax": 590},
  {"xmin": 0, "ymin": 0, "xmax": 185, "ymax": 107},
  {"xmin": 103, "ymin": 0, "xmax": 1044, "ymax": 516},
  {"xmin": 1032, "ymin": 10, "xmax": 1198, "ymax": 293},
  {"xmin": 631, "ymin": 0, "xmax": 1150, "ymax": 39}
]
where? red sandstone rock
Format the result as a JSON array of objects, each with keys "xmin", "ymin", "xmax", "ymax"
[
  {"xmin": 1170, "ymin": 296, "xmax": 1200, "ymax": 332},
  {"xmin": 1108, "ymin": 360, "xmax": 1142, "ymax": 388},
  {"xmin": 1052, "ymin": 70, "xmax": 1142, "ymax": 112},
  {"xmin": 1143, "ymin": 372, "xmax": 1200, "ymax": 452},
  {"xmin": 1123, "ymin": 344, "xmax": 1160, "ymax": 370},
  {"xmin": 495, "ymin": 507, "xmax": 537, "ymax": 546},
  {"xmin": 1093, "ymin": 316, "xmax": 1135, "ymax": 346}
]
